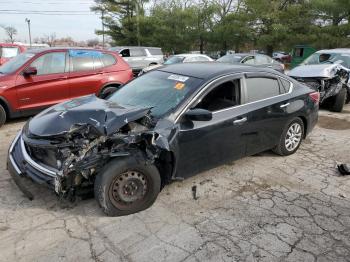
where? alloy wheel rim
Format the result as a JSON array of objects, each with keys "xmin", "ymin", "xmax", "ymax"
[
  {"xmin": 285, "ymin": 123, "xmax": 302, "ymax": 152},
  {"xmin": 109, "ymin": 171, "xmax": 148, "ymax": 209}
]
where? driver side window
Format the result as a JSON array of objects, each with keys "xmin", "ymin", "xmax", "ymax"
[
  {"xmin": 195, "ymin": 79, "xmax": 241, "ymax": 112},
  {"xmin": 30, "ymin": 52, "xmax": 66, "ymax": 75}
]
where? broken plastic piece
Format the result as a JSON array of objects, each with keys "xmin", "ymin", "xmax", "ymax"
[{"xmin": 337, "ymin": 164, "xmax": 350, "ymax": 176}]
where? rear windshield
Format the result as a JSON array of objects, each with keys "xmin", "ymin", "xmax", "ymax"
[
  {"xmin": 302, "ymin": 52, "xmax": 350, "ymax": 68},
  {"xmin": 217, "ymin": 55, "xmax": 242, "ymax": 64},
  {"xmin": 164, "ymin": 56, "xmax": 185, "ymax": 65},
  {"xmin": 108, "ymin": 70, "xmax": 202, "ymax": 117},
  {"xmin": 0, "ymin": 52, "xmax": 35, "ymax": 74},
  {"xmin": 0, "ymin": 47, "xmax": 19, "ymax": 58}
]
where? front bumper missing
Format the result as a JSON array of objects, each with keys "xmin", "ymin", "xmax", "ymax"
[{"xmin": 7, "ymin": 132, "xmax": 61, "ymax": 199}]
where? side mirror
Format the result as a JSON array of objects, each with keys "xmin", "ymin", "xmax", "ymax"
[
  {"xmin": 23, "ymin": 67, "xmax": 37, "ymax": 77},
  {"xmin": 185, "ymin": 108, "xmax": 212, "ymax": 121}
]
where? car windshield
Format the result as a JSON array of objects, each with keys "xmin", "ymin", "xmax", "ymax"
[
  {"xmin": 0, "ymin": 52, "xmax": 35, "ymax": 74},
  {"xmin": 0, "ymin": 47, "xmax": 19, "ymax": 58},
  {"xmin": 164, "ymin": 56, "xmax": 185, "ymax": 65},
  {"xmin": 302, "ymin": 52, "xmax": 350, "ymax": 68},
  {"xmin": 108, "ymin": 70, "xmax": 202, "ymax": 117},
  {"xmin": 217, "ymin": 55, "xmax": 242, "ymax": 64}
]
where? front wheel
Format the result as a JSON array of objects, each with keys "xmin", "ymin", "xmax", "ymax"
[
  {"xmin": 0, "ymin": 105, "xmax": 6, "ymax": 128},
  {"xmin": 273, "ymin": 118, "xmax": 304, "ymax": 156},
  {"xmin": 94, "ymin": 157, "xmax": 161, "ymax": 216}
]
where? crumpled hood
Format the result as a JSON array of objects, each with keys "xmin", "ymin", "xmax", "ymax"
[
  {"xmin": 289, "ymin": 64, "xmax": 350, "ymax": 78},
  {"xmin": 27, "ymin": 95, "xmax": 151, "ymax": 137}
]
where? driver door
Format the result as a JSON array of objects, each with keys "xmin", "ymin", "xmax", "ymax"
[
  {"xmin": 175, "ymin": 75, "xmax": 248, "ymax": 178},
  {"xmin": 15, "ymin": 51, "xmax": 70, "ymax": 111}
]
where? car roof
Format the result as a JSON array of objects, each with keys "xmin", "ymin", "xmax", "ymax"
[
  {"xmin": 0, "ymin": 43, "xmax": 23, "ymax": 47},
  {"xmin": 315, "ymin": 48, "xmax": 350, "ymax": 54},
  {"xmin": 174, "ymin": 53, "xmax": 211, "ymax": 58},
  {"xmin": 156, "ymin": 62, "xmax": 282, "ymax": 80},
  {"xmin": 24, "ymin": 47, "xmax": 113, "ymax": 54},
  {"xmin": 110, "ymin": 46, "xmax": 161, "ymax": 50}
]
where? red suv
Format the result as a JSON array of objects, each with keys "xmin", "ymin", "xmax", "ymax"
[
  {"xmin": 0, "ymin": 43, "xmax": 26, "ymax": 66},
  {"xmin": 0, "ymin": 48, "xmax": 133, "ymax": 127}
]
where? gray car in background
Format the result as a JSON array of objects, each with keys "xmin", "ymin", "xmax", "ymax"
[
  {"xmin": 217, "ymin": 53, "xmax": 285, "ymax": 73},
  {"xmin": 109, "ymin": 46, "xmax": 164, "ymax": 74}
]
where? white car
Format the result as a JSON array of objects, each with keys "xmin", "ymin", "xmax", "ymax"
[
  {"xmin": 109, "ymin": 46, "xmax": 164, "ymax": 74},
  {"xmin": 139, "ymin": 54, "xmax": 214, "ymax": 75}
]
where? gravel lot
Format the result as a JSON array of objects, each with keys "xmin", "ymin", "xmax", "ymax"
[{"xmin": 1, "ymin": 105, "xmax": 350, "ymax": 262}]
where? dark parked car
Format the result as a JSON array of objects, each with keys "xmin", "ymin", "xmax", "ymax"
[
  {"xmin": 8, "ymin": 63, "xmax": 319, "ymax": 216},
  {"xmin": 0, "ymin": 48, "xmax": 133, "ymax": 127},
  {"xmin": 217, "ymin": 53, "xmax": 285, "ymax": 73}
]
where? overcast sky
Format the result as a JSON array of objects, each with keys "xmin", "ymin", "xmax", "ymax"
[{"xmin": 0, "ymin": 0, "xmax": 102, "ymax": 43}]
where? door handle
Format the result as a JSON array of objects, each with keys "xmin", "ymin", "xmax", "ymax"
[
  {"xmin": 280, "ymin": 103, "xmax": 290, "ymax": 108},
  {"xmin": 233, "ymin": 117, "xmax": 247, "ymax": 125},
  {"xmin": 58, "ymin": 76, "xmax": 68, "ymax": 80}
]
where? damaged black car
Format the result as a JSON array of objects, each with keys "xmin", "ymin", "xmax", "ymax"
[
  {"xmin": 8, "ymin": 63, "xmax": 319, "ymax": 216},
  {"xmin": 289, "ymin": 49, "xmax": 350, "ymax": 112}
]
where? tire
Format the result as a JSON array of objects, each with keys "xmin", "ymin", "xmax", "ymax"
[
  {"xmin": 0, "ymin": 105, "xmax": 6, "ymax": 128},
  {"xmin": 273, "ymin": 117, "xmax": 304, "ymax": 156},
  {"xmin": 94, "ymin": 156, "xmax": 161, "ymax": 216},
  {"xmin": 99, "ymin": 85, "xmax": 119, "ymax": 99},
  {"xmin": 330, "ymin": 88, "xmax": 347, "ymax": 112}
]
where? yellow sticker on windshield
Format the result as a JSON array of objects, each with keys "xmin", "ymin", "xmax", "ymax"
[{"xmin": 174, "ymin": 82, "xmax": 185, "ymax": 90}]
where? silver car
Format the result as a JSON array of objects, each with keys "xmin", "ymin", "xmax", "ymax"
[
  {"xmin": 109, "ymin": 46, "xmax": 164, "ymax": 73},
  {"xmin": 289, "ymin": 49, "xmax": 350, "ymax": 112}
]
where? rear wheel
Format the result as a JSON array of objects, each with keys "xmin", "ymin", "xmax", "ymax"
[
  {"xmin": 94, "ymin": 156, "xmax": 161, "ymax": 216},
  {"xmin": 330, "ymin": 88, "xmax": 347, "ymax": 112},
  {"xmin": 0, "ymin": 105, "xmax": 6, "ymax": 128},
  {"xmin": 273, "ymin": 117, "xmax": 304, "ymax": 156},
  {"xmin": 99, "ymin": 85, "xmax": 119, "ymax": 99}
]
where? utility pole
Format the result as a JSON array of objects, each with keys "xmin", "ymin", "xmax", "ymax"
[
  {"xmin": 25, "ymin": 18, "xmax": 31, "ymax": 48},
  {"xmin": 101, "ymin": 10, "xmax": 105, "ymax": 48},
  {"xmin": 135, "ymin": 1, "xmax": 140, "ymax": 46}
]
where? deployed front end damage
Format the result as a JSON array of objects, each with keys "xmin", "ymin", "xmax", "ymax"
[
  {"xmin": 7, "ymin": 95, "xmax": 173, "ymax": 200},
  {"xmin": 289, "ymin": 64, "xmax": 350, "ymax": 111}
]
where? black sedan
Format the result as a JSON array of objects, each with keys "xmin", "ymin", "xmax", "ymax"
[
  {"xmin": 8, "ymin": 63, "xmax": 319, "ymax": 216},
  {"xmin": 218, "ymin": 53, "xmax": 285, "ymax": 73}
]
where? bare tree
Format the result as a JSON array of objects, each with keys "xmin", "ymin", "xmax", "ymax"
[
  {"xmin": 1, "ymin": 25, "xmax": 17, "ymax": 43},
  {"xmin": 43, "ymin": 33, "xmax": 57, "ymax": 47}
]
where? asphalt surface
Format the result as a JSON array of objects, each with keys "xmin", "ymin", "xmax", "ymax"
[{"xmin": 0, "ymin": 105, "xmax": 350, "ymax": 262}]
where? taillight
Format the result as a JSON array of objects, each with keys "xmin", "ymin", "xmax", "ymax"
[{"xmin": 309, "ymin": 92, "xmax": 320, "ymax": 105}]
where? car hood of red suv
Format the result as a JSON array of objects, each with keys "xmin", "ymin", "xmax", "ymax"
[{"xmin": 25, "ymin": 95, "xmax": 151, "ymax": 138}]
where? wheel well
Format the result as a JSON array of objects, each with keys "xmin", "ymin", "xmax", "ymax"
[
  {"xmin": 0, "ymin": 99, "xmax": 10, "ymax": 118},
  {"xmin": 298, "ymin": 116, "xmax": 308, "ymax": 138},
  {"xmin": 99, "ymin": 83, "xmax": 121, "ymax": 96}
]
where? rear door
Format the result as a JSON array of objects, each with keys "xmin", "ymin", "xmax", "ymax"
[
  {"xmin": 242, "ymin": 73, "xmax": 292, "ymax": 155},
  {"xmin": 68, "ymin": 49, "xmax": 104, "ymax": 98},
  {"xmin": 15, "ymin": 51, "xmax": 70, "ymax": 110}
]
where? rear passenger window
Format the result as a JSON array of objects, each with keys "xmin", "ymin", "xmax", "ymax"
[
  {"xmin": 101, "ymin": 53, "xmax": 116, "ymax": 67},
  {"xmin": 148, "ymin": 48, "xmax": 163, "ymax": 56},
  {"xmin": 69, "ymin": 50, "xmax": 97, "ymax": 72},
  {"xmin": 130, "ymin": 48, "xmax": 145, "ymax": 57},
  {"xmin": 245, "ymin": 77, "xmax": 280, "ymax": 103}
]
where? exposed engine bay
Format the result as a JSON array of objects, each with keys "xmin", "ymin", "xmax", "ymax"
[{"xmin": 18, "ymin": 95, "xmax": 174, "ymax": 199}]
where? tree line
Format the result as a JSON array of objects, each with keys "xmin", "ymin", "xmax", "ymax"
[{"xmin": 92, "ymin": 0, "xmax": 350, "ymax": 55}]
